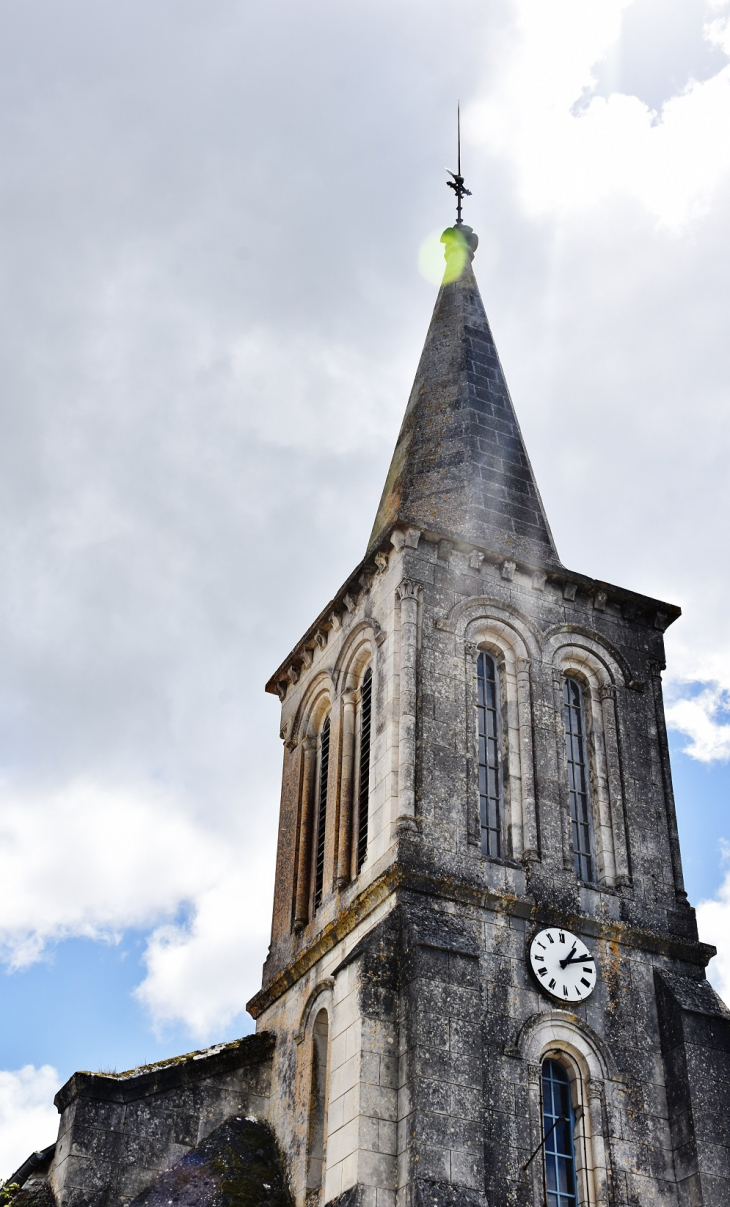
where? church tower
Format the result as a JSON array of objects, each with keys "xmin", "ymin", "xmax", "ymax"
[{"xmin": 246, "ymin": 213, "xmax": 730, "ymax": 1207}]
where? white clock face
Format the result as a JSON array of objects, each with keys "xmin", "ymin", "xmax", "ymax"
[{"xmin": 529, "ymin": 928, "xmax": 597, "ymax": 1003}]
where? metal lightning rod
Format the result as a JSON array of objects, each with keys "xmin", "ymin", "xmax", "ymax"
[{"xmin": 446, "ymin": 103, "xmax": 471, "ymax": 225}]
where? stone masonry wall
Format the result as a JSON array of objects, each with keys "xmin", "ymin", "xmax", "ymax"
[{"xmin": 49, "ymin": 1034, "xmax": 274, "ymax": 1207}]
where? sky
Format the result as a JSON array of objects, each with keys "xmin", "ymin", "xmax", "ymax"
[{"xmin": 1, "ymin": 0, "xmax": 730, "ymax": 1177}]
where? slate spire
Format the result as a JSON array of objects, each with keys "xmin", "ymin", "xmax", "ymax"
[{"xmin": 368, "ymin": 226, "xmax": 561, "ymax": 568}]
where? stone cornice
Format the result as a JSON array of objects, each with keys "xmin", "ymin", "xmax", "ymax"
[
  {"xmin": 247, "ymin": 866, "xmax": 400, "ymax": 1018},
  {"xmin": 265, "ymin": 523, "xmax": 681, "ymax": 700},
  {"xmin": 246, "ymin": 863, "xmax": 713, "ymax": 1019},
  {"xmin": 264, "ymin": 546, "xmax": 393, "ymax": 700}
]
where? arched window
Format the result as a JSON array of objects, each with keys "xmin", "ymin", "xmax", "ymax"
[
  {"xmin": 542, "ymin": 1059, "xmax": 578, "ymax": 1207},
  {"xmin": 563, "ymin": 677, "xmax": 595, "ymax": 883},
  {"xmin": 306, "ymin": 1008, "xmax": 330, "ymax": 1195},
  {"xmin": 313, "ymin": 716, "xmax": 330, "ymax": 911},
  {"xmin": 356, "ymin": 667, "xmax": 373, "ymax": 873},
  {"xmin": 477, "ymin": 651, "xmax": 502, "ymax": 857}
]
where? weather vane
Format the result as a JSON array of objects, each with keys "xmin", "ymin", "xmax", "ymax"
[{"xmin": 446, "ymin": 104, "xmax": 471, "ymax": 226}]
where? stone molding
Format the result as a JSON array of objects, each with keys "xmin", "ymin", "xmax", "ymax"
[
  {"xmin": 247, "ymin": 865, "xmax": 714, "ymax": 1018},
  {"xmin": 294, "ymin": 978, "xmax": 336, "ymax": 1045},
  {"xmin": 54, "ymin": 1033, "xmax": 275, "ymax": 1112}
]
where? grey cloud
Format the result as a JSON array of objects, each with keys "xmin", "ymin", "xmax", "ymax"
[{"xmin": 0, "ymin": 0, "xmax": 729, "ymax": 1033}]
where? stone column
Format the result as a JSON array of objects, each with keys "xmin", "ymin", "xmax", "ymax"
[
  {"xmin": 396, "ymin": 580, "xmax": 420, "ymax": 831},
  {"xmin": 599, "ymin": 684, "xmax": 630, "ymax": 887},
  {"xmin": 516, "ymin": 657, "xmax": 539, "ymax": 863},
  {"xmin": 336, "ymin": 689, "xmax": 357, "ymax": 888},
  {"xmin": 586, "ymin": 1078, "xmax": 609, "ymax": 1207},
  {"xmin": 526, "ymin": 1062, "xmax": 545, "ymax": 1206},
  {"xmin": 294, "ymin": 736, "xmax": 317, "ymax": 931}
]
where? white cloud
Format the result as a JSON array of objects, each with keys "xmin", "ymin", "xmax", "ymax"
[
  {"xmin": 0, "ymin": 777, "xmax": 274, "ymax": 1037},
  {"xmin": 666, "ymin": 686, "xmax": 730, "ymax": 762},
  {"xmin": 0, "ymin": 1065, "xmax": 59, "ymax": 1181},
  {"xmin": 135, "ymin": 864, "xmax": 273, "ymax": 1040},
  {"xmin": 698, "ymin": 847, "xmax": 730, "ymax": 1004},
  {"xmin": 470, "ymin": 0, "xmax": 730, "ymax": 226},
  {"xmin": 0, "ymin": 779, "xmax": 233, "ymax": 967}
]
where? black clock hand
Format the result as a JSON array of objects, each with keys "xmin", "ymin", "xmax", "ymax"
[
  {"xmin": 563, "ymin": 952, "xmax": 594, "ymax": 968},
  {"xmin": 559, "ymin": 943, "xmax": 577, "ymax": 969}
]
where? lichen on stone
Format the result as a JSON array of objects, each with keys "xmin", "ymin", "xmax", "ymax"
[{"xmin": 130, "ymin": 1117, "xmax": 293, "ymax": 1207}]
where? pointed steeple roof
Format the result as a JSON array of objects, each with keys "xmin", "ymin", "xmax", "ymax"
[{"xmin": 368, "ymin": 226, "xmax": 560, "ymax": 568}]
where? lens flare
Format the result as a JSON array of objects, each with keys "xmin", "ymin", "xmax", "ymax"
[{"xmin": 418, "ymin": 227, "xmax": 468, "ymax": 286}]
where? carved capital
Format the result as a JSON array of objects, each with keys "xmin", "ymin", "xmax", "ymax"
[
  {"xmin": 516, "ymin": 657, "xmax": 531, "ymax": 677},
  {"xmin": 396, "ymin": 579, "xmax": 421, "ymax": 603},
  {"xmin": 598, "ymin": 683, "xmax": 616, "ymax": 702},
  {"xmin": 501, "ymin": 559, "xmax": 516, "ymax": 581},
  {"xmin": 587, "ymin": 1078, "xmax": 604, "ymax": 1103},
  {"xmin": 302, "ymin": 736, "xmax": 317, "ymax": 753},
  {"xmin": 342, "ymin": 689, "xmax": 357, "ymax": 709},
  {"xmin": 527, "ymin": 1063, "xmax": 541, "ymax": 1086}
]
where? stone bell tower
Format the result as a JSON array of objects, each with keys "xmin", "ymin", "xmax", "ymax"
[{"xmin": 246, "ymin": 219, "xmax": 730, "ymax": 1207}]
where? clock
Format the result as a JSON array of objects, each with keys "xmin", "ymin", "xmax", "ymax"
[{"xmin": 529, "ymin": 927, "xmax": 597, "ymax": 1002}]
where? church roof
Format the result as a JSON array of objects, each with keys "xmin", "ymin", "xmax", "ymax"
[{"xmin": 368, "ymin": 225, "xmax": 561, "ymax": 568}]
